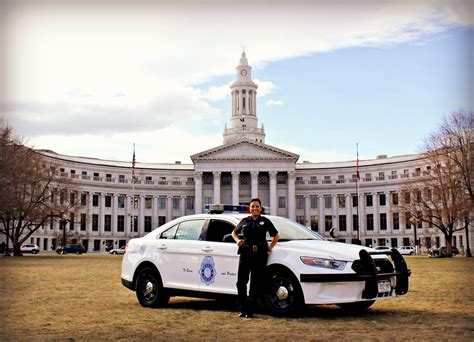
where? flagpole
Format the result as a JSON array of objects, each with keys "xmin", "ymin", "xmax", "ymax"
[
  {"xmin": 356, "ymin": 143, "xmax": 361, "ymax": 244},
  {"xmin": 131, "ymin": 143, "xmax": 136, "ymax": 237}
]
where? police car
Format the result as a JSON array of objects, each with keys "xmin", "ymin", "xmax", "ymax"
[{"xmin": 121, "ymin": 204, "xmax": 410, "ymax": 316}]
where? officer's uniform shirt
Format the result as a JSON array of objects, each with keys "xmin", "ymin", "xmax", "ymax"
[{"xmin": 233, "ymin": 215, "xmax": 278, "ymax": 247}]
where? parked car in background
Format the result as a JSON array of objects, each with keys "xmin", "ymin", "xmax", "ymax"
[
  {"xmin": 397, "ymin": 246, "xmax": 415, "ymax": 255},
  {"xmin": 374, "ymin": 246, "xmax": 392, "ymax": 253},
  {"xmin": 430, "ymin": 246, "xmax": 459, "ymax": 257},
  {"xmin": 56, "ymin": 244, "xmax": 85, "ymax": 255},
  {"xmin": 109, "ymin": 246, "xmax": 126, "ymax": 255},
  {"xmin": 20, "ymin": 244, "xmax": 40, "ymax": 254}
]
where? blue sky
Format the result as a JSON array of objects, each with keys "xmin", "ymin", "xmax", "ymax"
[{"xmin": 1, "ymin": 0, "xmax": 473, "ymax": 164}]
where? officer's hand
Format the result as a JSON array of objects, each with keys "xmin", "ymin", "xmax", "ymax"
[{"xmin": 237, "ymin": 239, "xmax": 245, "ymax": 247}]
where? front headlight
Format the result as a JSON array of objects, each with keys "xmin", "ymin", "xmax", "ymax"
[{"xmin": 300, "ymin": 256, "xmax": 347, "ymax": 270}]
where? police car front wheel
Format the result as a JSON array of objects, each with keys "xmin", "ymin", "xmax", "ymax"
[
  {"xmin": 261, "ymin": 270, "xmax": 304, "ymax": 317},
  {"xmin": 136, "ymin": 267, "xmax": 170, "ymax": 308}
]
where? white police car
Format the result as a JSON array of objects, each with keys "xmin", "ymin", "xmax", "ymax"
[{"xmin": 121, "ymin": 205, "xmax": 410, "ymax": 316}]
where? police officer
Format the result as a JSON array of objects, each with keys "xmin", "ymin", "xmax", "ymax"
[{"xmin": 231, "ymin": 198, "xmax": 279, "ymax": 318}]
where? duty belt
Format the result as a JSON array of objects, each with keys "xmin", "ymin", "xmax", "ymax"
[{"xmin": 244, "ymin": 243, "xmax": 267, "ymax": 252}]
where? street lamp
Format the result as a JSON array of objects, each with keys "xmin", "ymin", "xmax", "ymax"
[{"xmin": 409, "ymin": 215, "xmax": 420, "ymax": 255}]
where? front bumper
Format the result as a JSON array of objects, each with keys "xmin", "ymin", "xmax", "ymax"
[{"xmin": 300, "ymin": 248, "xmax": 410, "ymax": 300}]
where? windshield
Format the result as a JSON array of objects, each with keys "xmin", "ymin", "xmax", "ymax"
[{"xmin": 266, "ymin": 216, "xmax": 325, "ymax": 241}]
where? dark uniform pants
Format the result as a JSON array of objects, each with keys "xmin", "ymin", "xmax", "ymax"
[{"xmin": 236, "ymin": 247, "xmax": 268, "ymax": 314}]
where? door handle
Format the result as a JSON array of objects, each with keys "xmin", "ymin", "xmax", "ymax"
[
  {"xmin": 157, "ymin": 245, "xmax": 167, "ymax": 250},
  {"xmin": 202, "ymin": 247, "xmax": 213, "ymax": 252}
]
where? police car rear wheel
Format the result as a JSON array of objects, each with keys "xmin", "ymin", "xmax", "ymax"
[
  {"xmin": 261, "ymin": 271, "xmax": 304, "ymax": 317},
  {"xmin": 136, "ymin": 267, "xmax": 169, "ymax": 308}
]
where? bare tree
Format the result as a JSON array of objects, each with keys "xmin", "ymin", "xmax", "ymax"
[
  {"xmin": 0, "ymin": 124, "xmax": 77, "ymax": 256},
  {"xmin": 400, "ymin": 112, "xmax": 473, "ymax": 257}
]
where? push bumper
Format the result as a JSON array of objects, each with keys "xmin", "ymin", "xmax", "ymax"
[{"xmin": 300, "ymin": 249, "xmax": 410, "ymax": 299}]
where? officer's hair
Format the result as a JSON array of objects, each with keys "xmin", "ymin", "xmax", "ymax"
[{"xmin": 250, "ymin": 198, "xmax": 262, "ymax": 206}]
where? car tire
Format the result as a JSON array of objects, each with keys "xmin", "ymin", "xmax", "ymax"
[
  {"xmin": 112, "ymin": 251, "xmax": 117, "ymax": 255},
  {"xmin": 260, "ymin": 270, "xmax": 304, "ymax": 317},
  {"xmin": 338, "ymin": 300, "xmax": 375, "ymax": 312},
  {"xmin": 32, "ymin": 250, "xmax": 38, "ymax": 254},
  {"xmin": 136, "ymin": 267, "xmax": 170, "ymax": 308}
]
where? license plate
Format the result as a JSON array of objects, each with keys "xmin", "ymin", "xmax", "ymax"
[{"xmin": 378, "ymin": 280, "xmax": 391, "ymax": 293}]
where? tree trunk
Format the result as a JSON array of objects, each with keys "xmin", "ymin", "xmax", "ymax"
[{"xmin": 465, "ymin": 217, "xmax": 472, "ymax": 257}]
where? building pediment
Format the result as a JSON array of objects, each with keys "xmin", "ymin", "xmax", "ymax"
[{"xmin": 191, "ymin": 139, "xmax": 299, "ymax": 162}]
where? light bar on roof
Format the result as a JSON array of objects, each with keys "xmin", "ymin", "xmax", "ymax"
[{"xmin": 204, "ymin": 204, "xmax": 250, "ymax": 213}]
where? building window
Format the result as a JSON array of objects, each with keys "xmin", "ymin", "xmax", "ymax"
[
  {"xmin": 145, "ymin": 197, "xmax": 152, "ymax": 209},
  {"xmin": 310, "ymin": 196, "xmax": 318, "ymax": 209},
  {"xmin": 366, "ymin": 214, "xmax": 374, "ymax": 231},
  {"xmin": 416, "ymin": 190, "xmax": 422, "ymax": 203},
  {"xmin": 296, "ymin": 196, "xmax": 304, "ymax": 210},
  {"xmin": 105, "ymin": 195, "xmax": 112, "ymax": 208},
  {"xmin": 324, "ymin": 216, "xmax": 332, "ymax": 231},
  {"xmin": 186, "ymin": 197, "xmax": 194, "ymax": 210},
  {"xmin": 380, "ymin": 213, "xmax": 387, "ymax": 230},
  {"xmin": 80, "ymin": 213, "xmax": 86, "ymax": 231},
  {"xmin": 338, "ymin": 195, "xmax": 346, "ymax": 209},
  {"xmin": 339, "ymin": 215, "xmax": 347, "ymax": 231},
  {"xmin": 172, "ymin": 197, "xmax": 180, "ymax": 210},
  {"xmin": 366, "ymin": 194, "xmax": 373, "ymax": 207},
  {"xmin": 158, "ymin": 216, "xmax": 166, "ymax": 226},
  {"xmin": 405, "ymin": 212, "xmax": 411, "ymax": 229},
  {"xmin": 81, "ymin": 193, "xmax": 87, "ymax": 206},
  {"xmin": 92, "ymin": 194, "xmax": 99, "ymax": 207},
  {"xmin": 117, "ymin": 215, "xmax": 124, "ymax": 232},
  {"xmin": 118, "ymin": 175, "xmax": 125, "ymax": 183},
  {"xmin": 133, "ymin": 196, "xmax": 139, "ymax": 209},
  {"xmin": 310, "ymin": 215, "xmax": 318, "ymax": 231},
  {"xmin": 393, "ymin": 213, "xmax": 399, "ymax": 230},
  {"xmin": 296, "ymin": 216, "xmax": 305, "ymax": 225},
  {"xmin": 204, "ymin": 197, "xmax": 212, "ymax": 206},
  {"xmin": 104, "ymin": 215, "xmax": 111, "ymax": 232},
  {"xmin": 92, "ymin": 214, "xmax": 99, "ymax": 231},
  {"xmin": 379, "ymin": 193, "xmax": 386, "ymax": 206},
  {"xmin": 258, "ymin": 173, "xmax": 269, "ymax": 186},
  {"xmin": 277, "ymin": 172, "xmax": 287, "ymax": 185},
  {"xmin": 203, "ymin": 173, "xmax": 213, "ymax": 185},
  {"xmin": 392, "ymin": 193, "xmax": 399, "ymax": 205},
  {"xmin": 221, "ymin": 173, "xmax": 232, "ymax": 186},
  {"xmin": 324, "ymin": 196, "xmax": 332, "ymax": 209},
  {"xmin": 70, "ymin": 192, "xmax": 76, "ymax": 206},
  {"xmin": 144, "ymin": 216, "xmax": 152, "ymax": 233},
  {"xmin": 69, "ymin": 213, "xmax": 75, "ymax": 230},
  {"xmin": 352, "ymin": 215, "xmax": 359, "ymax": 231},
  {"xmin": 404, "ymin": 191, "xmax": 411, "ymax": 204},
  {"xmin": 118, "ymin": 195, "xmax": 125, "ymax": 209},
  {"xmin": 159, "ymin": 197, "xmax": 166, "ymax": 209},
  {"xmin": 352, "ymin": 195, "xmax": 358, "ymax": 208},
  {"xmin": 240, "ymin": 173, "xmax": 250, "ymax": 186},
  {"xmin": 278, "ymin": 197, "xmax": 286, "ymax": 209},
  {"xmin": 131, "ymin": 216, "xmax": 138, "ymax": 232}
]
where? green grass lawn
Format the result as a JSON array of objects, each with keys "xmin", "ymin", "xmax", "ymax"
[{"xmin": 0, "ymin": 254, "xmax": 473, "ymax": 341}]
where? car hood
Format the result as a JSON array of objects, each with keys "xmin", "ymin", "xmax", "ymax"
[{"xmin": 279, "ymin": 240, "xmax": 379, "ymax": 261}]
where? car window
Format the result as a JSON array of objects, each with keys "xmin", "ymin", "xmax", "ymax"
[
  {"xmin": 175, "ymin": 219, "xmax": 205, "ymax": 241},
  {"xmin": 160, "ymin": 224, "xmax": 179, "ymax": 239},
  {"xmin": 266, "ymin": 216, "xmax": 325, "ymax": 241},
  {"xmin": 205, "ymin": 219, "xmax": 236, "ymax": 242}
]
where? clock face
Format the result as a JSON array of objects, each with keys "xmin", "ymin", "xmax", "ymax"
[{"xmin": 240, "ymin": 69, "xmax": 247, "ymax": 76}]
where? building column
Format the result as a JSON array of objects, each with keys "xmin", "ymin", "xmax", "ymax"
[
  {"xmin": 373, "ymin": 192, "xmax": 379, "ymax": 233},
  {"xmin": 269, "ymin": 171, "xmax": 277, "ymax": 215},
  {"xmin": 213, "ymin": 171, "xmax": 221, "ymax": 204},
  {"xmin": 139, "ymin": 195, "xmax": 145, "ymax": 236},
  {"xmin": 112, "ymin": 194, "xmax": 117, "ymax": 235},
  {"xmin": 386, "ymin": 191, "xmax": 392, "ymax": 232},
  {"xmin": 194, "ymin": 172, "xmax": 203, "ymax": 214},
  {"xmin": 287, "ymin": 171, "xmax": 296, "ymax": 220},
  {"xmin": 346, "ymin": 194, "xmax": 352, "ymax": 232},
  {"xmin": 232, "ymin": 171, "xmax": 240, "ymax": 205},
  {"xmin": 99, "ymin": 193, "xmax": 105, "ymax": 235},
  {"xmin": 251, "ymin": 171, "xmax": 259, "ymax": 199},
  {"xmin": 304, "ymin": 195, "xmax": 311, "ymax": 227},
  {"xmin": 166, "ymin": 196, "xmax": 172, "ymax": 222},
  {"xmin": 318, "ymin": 195, "xmax": 324, "ymax": 231},
  {"xmin": 181, "ymin": 196, "xmax": 186, "ymax": 216},
  {"xmin": 125, "ymin": 195, "xmax": 131, "ymax": 234},
  {"xmin": 153, "ymin": 196, "xmax": 158, "ymax": 228},
  {"xmin": 87, "ymin": 192, "xmax": 93, "ymax": 233}
]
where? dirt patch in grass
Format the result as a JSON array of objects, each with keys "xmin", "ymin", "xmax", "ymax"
[{"xmin": 0, "ymin": 254, "xmax": 473, "ymax": 341}]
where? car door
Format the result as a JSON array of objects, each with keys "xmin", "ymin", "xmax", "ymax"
[
  {"xmin": 155, "ymin": 218, "xmax": 206, "ymax": 291},
  {"xmin": 197, "ymin": 218, "xmax": 240, "ymax": 295}
]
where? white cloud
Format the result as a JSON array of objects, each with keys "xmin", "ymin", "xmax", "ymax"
[
  {"xmin": 266, "ymin": 100, "xmax": 283, "ymax": 107},
  {"xmin": 1, "ymin": 0, "xmax": 471, "ymax": 159}
]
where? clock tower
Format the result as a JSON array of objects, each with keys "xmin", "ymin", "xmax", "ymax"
[{"xmin": 223, "ymin": 51, "xmax": 266, "ymax": 145}]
